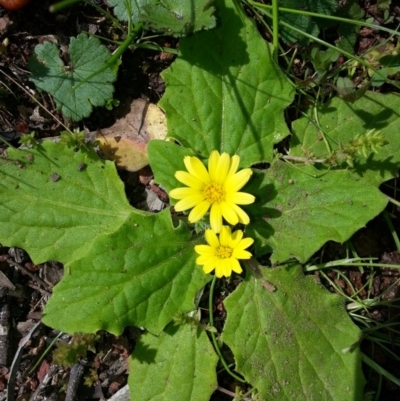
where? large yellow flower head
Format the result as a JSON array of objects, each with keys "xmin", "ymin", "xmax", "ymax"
[
  {"xmin": 169, "ymin": 151, "xmax": 255, "ymax": 233},
  {"xmin": 195, "ymin": 226, "xmax": 254, "ymax": 278}
]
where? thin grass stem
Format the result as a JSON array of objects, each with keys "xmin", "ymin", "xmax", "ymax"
[
  {"xmin": 28, "ymin": 332, "xmax": 63, "ymax": 375},
  {"xmin": 383, "ymin": 210, "xmax": 400, "ymax": 253},
  {"xmin": 362, "ymin": 353, "xmax": 400, "ymax": 386},
  {"xmin": 0, "ymin": 70, "xmax": 73, "ymax": 134},
  {"xmin": 252, "ymin": 6, "xmax": 400, "ymax": 90},
  {"xmin": 248, "ymin": 1, "xmax": 400, "ymax": 38},
  {"xmin": 305, "ymin": 257, "xmax": 400, "ymax": 271},
  {"xmin": 386, "ymin": 194, "xmax": 400, "ymax": 208},
  {"xmin": 271, "ymin": 0, "xmax": 279, "ymax": 62},
  {"xmin": 50, "ymin": 0, "xmax": 82, "ymax": 12}
]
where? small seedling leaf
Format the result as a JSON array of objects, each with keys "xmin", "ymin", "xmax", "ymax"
[
  {"xmin": 159, "ymin": 0, "xmax": 294, "ymax": 167},
  {"xmin": 29, "ymin": 34, "xmax": 117, "ymax": 121},
  {"xmin": 222, "ymin": 265, "xmax": 366, "ymax": 401},
  {"xmin": 129, "ymin": 323, "xmax": 218, "ymax": 401},
  {"xmin": 246, "ymin": 161, "xmax": 387, "ymax": 263},
  {"xmin": 378, "ymin": 54, "xmax": 400, "ymax": 73}
]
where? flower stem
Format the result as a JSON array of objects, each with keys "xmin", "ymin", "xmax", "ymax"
[{"xmin": 208, "ymin": 276, "xmax": 245, "ymax": 383}]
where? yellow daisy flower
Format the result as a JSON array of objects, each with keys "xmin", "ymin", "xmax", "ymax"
[
  {"xmin": 195, "ymin": 226, "xmax": 254, "ymax": 278},
  {"xmin": 169, "ymin": 150, "xmax": 255, "ymax": 233}
]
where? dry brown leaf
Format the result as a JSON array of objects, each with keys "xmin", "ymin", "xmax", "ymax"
[{"xmin": 96, "ymin": 99, "xmax": 167, "ymax": 172}]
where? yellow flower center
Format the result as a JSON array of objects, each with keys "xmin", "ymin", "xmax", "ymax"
[
  {"xmin": 203, "ymin": 182, "xmax": 225, "ymax": 203},
  {"xmin": 216, "ymin": 245, "xmax": 232, "ymax": 259}
]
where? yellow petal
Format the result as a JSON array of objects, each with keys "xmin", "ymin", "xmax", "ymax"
[
  {"xmin": 226, "ymin": 155, "xmax": 240, "ymax": 179},
  {"xmin": 220, "ymin": 202, "xmax": 239, "ymax": 226},
  {"xmin": 184, "ymin": 156, "xmax": 211, "ymax": 184},
  {"xmin": 236, "ymin": 237, "xmax": 254, "ymax": 249},
  {"xmin": 219, "ymin": 225, "xmax": 231, "ymax": 247},
  {"xmin": 210, "ymin": 203, "xmax": 222, "ymax": 233},
  {"xmin": 231, "ymin": 258, "xmax": 243, "ymax": 274},
  {"xmin": 174, "ymin": 194, "xmax": 205, "ymax": 211},
  {"xmin": 205, "ymin": 229, "xmax": 220, "ymax": 248},
  {"xmin": 222, "ymin": 259, "xmax": 232, "ymax": 277},
  {"xmin": 229, "ymin": 230, "xmax": 243, "ymax": 248},
  {"xmin": 194, "ymin": 244, "xmax": 215, "ymax": 255},
  {"xmin": 231, "ymin": 204, "xmax": 250, "ymax": 225},
  {"xmin": 169, "ymin": 187, "xmax": 202, "ymax": 200},
  {"xmin": 175, "ymin": 171, "xmax": 204, "ymax": 189},
  {"xmin": 196, "ymin": 255, "xmax": 214, "ymax": 264},
  {"xmin": 188, "ymin": 200, "xmax": 210, "ymax": 222},
  {"xmin": 232, "ymin": 249, "xmax": 252, "ymax": 259},
  {"xmin": 225, "ymin": 169, "xmax": 253, "ymax": 192},
  {"xmin": 203, "ymin": 263, "xmax": 216, "ymax": 274},
  {"xmin": 214, "ymin": 264, "xmax": 224, "ymax": 278},
  {"xmin": 208, "ymin": 150, "xmax": 220, "ymax": 182},
  {"xmin": 214, "ymin": 152, "xmax": 230, "ymax": 184},
  {"xmin": 226, "ymin": 192, "xmax": 255, "ymax": 205}
]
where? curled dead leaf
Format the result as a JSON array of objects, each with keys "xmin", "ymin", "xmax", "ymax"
[{"xmin": 96, "ymin": 99, "xmax": 167, "ymax": 172}]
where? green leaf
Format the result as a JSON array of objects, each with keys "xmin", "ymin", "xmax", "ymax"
[
  {"xmin": 149, "ymin": 141, "xmax": 387, "ymax": 264},
  {"xmin": 148, "ymin": 140, "xmax": 196, "ymax": 204},
  {"xmin": 0, "ymin": 142, "xmax": 210, "ymax": 334},
  {"xmin": 378, "ymin": 55, "xmax": 400, "ymax": 73},
  {"xmin": 129, "ymin": 323, "xmax": 218, "ymax": 401},
  {"xmin": 279, "ymin": 0, "xmax": 338, "ymax": 45},
  {"xmin": 53, "ymin": 333, "xmax": 97, "ymax": 367},
  {"xmin": 159, "ymin": 0, "xmax": 294, "ymax": 167},
  {"xmin": 371, "ymin": 68, "xmax": 388, "ymax": 87},
  {"xmin": 108, "ymin": 0, "xmax": 216, "ymax": 36},
  {"xmin": 335, "ymin": 0, "xmax": 364, "ymax": 54},
  {"xmin": 290, "ymin": 91, "xmax": 400, "ymax": 186},
  {"xmin": 310, "ymin": 47, "xmax": 340, "ymax": 75},
  {"xmin": 222, "ymin": 265, "xmax": 366, "ymax": 401},
  {"xmin": 29, "ymin": 34, "xmax": 117, "ymax": 121},
  {"xmin": 141, "ymin": 0, "xmax": 216, "ymax": 36},
  {"xmin": 43, "ymin": 210, "xmax": 210, "ymax": 334},
  {"xmin": 107, "ymin": 0, "xmax": 152, "ymax": 23},
  {"xmin": 336, "ymin": 76, "xmax": 355, "ymax": 97},
  {"xmin": 0, "ymin": 142, "xmax": 132, "ymax": 264},
  {"xmin": 246, "ymin": 161, "xmax": 387, "ymax": 263}
]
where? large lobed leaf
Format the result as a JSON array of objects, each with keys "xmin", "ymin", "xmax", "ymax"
[
  {"xmin": 0, "ymin": 142, "xmax": 132, "ymax": 264},
  {"xmin": 222, "ymin": 265, "xmax": 366, "ymax": 401},
  {"xmin": 43, "ymin": 210, "xmax": 210, "ymax": 334},
  {"xmin": 158, "ymin": 0, "xmax": 294, "ymax": 167},
  {"xmin": 0, "ymin": 142, "xmax": 209, "ymax": 334},
  {"xmin": 289, "ymin": 91, "xmax": 400, "ymax": 186},
  {"xmin": 29, "ymin": 34, "xmax": 117, "ymax": 121},
  {"xmin": 246, "ymin": 160, "xmax": 387, "ymax": 263},
  {"xmin": 129, "ymin": 323, "xmax": 218, "ymax": 401}
]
